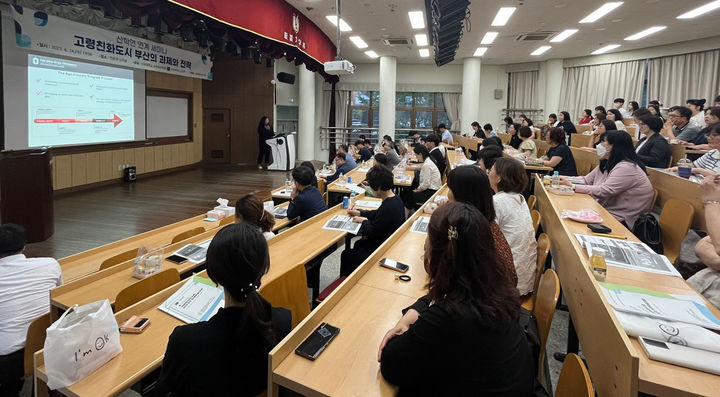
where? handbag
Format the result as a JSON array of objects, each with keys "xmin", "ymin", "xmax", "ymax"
[
  {"xmin": 632, "ymin": 213, "xmax": 663, "ymax": 254},
  {"xmin": 43, "ymin": 299, "xmax": 123, "ymax": 389}
]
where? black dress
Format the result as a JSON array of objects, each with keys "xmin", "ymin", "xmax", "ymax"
[
  {"xmin": 545, "ymin": 144, "xmax": 578, "ymax": 176},
  {"xmin": 510, "ymin": 134, "xmax": 522, "ymax": 150},
  {"xmin": 155, "ymin": 305, "xmax": 291, "ymax": 397},
  {"xmin": 257, "ymin": 126, "xmax": 275, "ymax": 165}
]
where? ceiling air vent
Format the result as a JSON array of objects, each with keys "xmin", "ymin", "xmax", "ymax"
[
  {"xmin": 515, "ymin": 32, "xmax": 556, "ymax": 41},
  {"xmin": 382, "ymin": 38, "xmax": 412, "ymax": 46}
]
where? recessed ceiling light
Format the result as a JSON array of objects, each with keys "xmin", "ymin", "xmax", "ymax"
[
  {"xmin": 473, "ymin": 47, "xmax": 488, "ymax": 56},
  {"xmin": 491, "ymin": 7, "xmax": 516, "ymax": 26},
  {"xmin": 481, "ymin": 32, "xmax": 499, "ymax": 45},
  {"xmin": 531, "ymin": 46, "xmax": 552, "ymax": 56},
  {"xmin": 591, "ymin": 44, "xmax": 621, "ymax": 54},
  {"xmin": 348, "ymin": 36, "xmax": 368, "ymax": 49},
  {"xmin": 579, "ymin": 2, "xmax": 623, "ymax": 23},
  {"xmin": 408, "ymin": 10, "xmax": 425, "ymax": 29},
  {"xmin": 326, "ymin": 15, "xmax": 352, "ymax": 31},
  {"xmin": 415, "ymin": 34, "xmax": 428, "ymax": 46},
  {"xmin": 550, "ymin": 29, "xmax": 578, "ymax": 42},
  {"xmin": 677, "ymin": 0, "xmax": 720, "ymax": 19},
  {"xmin": 611, "ymin": 18, "xmax": 623, "ymax": 22},
  {"xmin": 419, "ymin": 48, "xmax": 430, "ymax": 57},
  {"xmin": 365, "ymin": 50, "xmax": 379, "ymax": 58},
  {"xmin": 625, "ymin": 26, "xmax": 666, "ymax": 40}
]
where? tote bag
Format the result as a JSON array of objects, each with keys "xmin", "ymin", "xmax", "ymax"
[{"xmin": 43, "ymin": 299, "xmax": 123, "ymax": 389}]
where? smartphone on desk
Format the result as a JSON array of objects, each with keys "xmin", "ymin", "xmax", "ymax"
[
  {"xmin": 119, "ymin": 316, "xmax": 150, "ymax": 334},
  {"xmin": 295, "ymin": 323, "xmax": 340, "ymax": 360},
  {"xmin": 380, "ymin": 258, "xmax": 409, "ymax": 273},
  {"xmin": 166, "ymin": 254, "xmax": 188, "ymax": 264},
  {"xmin": 587, "ymin": 224, "xmax": 612, "ymax": 234}
]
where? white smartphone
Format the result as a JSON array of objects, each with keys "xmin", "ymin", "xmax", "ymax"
[
  {"xmin": 379, "ymin": 258, "xmax": 409, "ymax": 273},
  {"xmin": 638, "ymin": 336, "xmax": 720, "ymax": 375}
]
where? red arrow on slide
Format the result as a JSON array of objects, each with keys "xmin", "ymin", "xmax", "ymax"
[{"xmin": 33, "ymin": 114, "xmax": 123, "ymax": 128}]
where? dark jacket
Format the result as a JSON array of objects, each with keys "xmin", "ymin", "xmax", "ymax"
[
  {"xmin": 358, "ymin": 147, "xmax": 373, "ymax": 162},
  {"xmin": 287, "ymin": 186, "xmax": 327, "ymax": 222},
  {"xmin": 636, "ymin": 133, "xmax": 671, "ymax": 168},
  {"xmin": 358, "ymin": 196, "xmax": 405, "ymax": 249},
  {"xmin": 429, "ymin": 147, "xmax": 446, "ymax": 176},
  {"xmin": 326, "ymin": 162, "xmax": 355, "ymax": 183},
  {"xmin": 558, "ymin": 120, "xmax": 577, "ymax": 135},
  {"xmin": 156, "ymin": 306, "xmax": 291, "ymax": 397},
  {"xmin": 258, "ymin": 127, "xmax": 274, "ymax": 149}
]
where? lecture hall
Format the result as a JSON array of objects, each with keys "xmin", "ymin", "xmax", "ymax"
[{"xmin": 1, "ymin": 0, "xmax": 720, "ymax": 396}]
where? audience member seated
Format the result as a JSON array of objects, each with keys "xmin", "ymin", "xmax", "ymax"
[
  {"xmin": 503, "ymin": 116, "xmax": 514, "ymax": 132},
  {"xmin": 373, "ymin": 153, "xmax": 391, "ymax": 171},
  {"xmin": 424, "ymin": 134, "xmax": 446, "ymax": 175},
  {"xmin": 594, "ymin": 105, "xmax": 607, "ymax": 116},
  {"xmin": 356, "ymin": 140, "xmax": 373, "ymax": 162},
  {"xmin": 0, "ymin": 224, "xmax": 62, "ymax": 397},
  {"xmin": 401, "ymin": 145, "xmax": 442, "ymax": 214},
  {"xmin": 543, "ymin": 127, "xmax": 578, "ymax": 176},
  {"xmin": 687, "ymin": 175, "xmax": 720, "ymax": 309},
  {"xmin": 508, "ymin": 122, "xmax": 522, "ymax": 150},
  {"xmin": 614, "ymin": 97, "xmax": 631, "ymax": 118},
  {"xmin": 410, "ymin": 131, "xmax": 422, "ymax": 145},
  {"xmin": 627, "ymin": 101, "xmax": 640, "ymax": 117},
  {"xmin": 670, "ymin": 107, "xmax": 702, "ymax": 142},
  {"xmin": 561, "ymin": 131, "xmax": 653, "ymax": 229},
  {"xmin": 378, "ymin": 202, "xmax": 533, "ymax": 395},
  {"xmin": 557, "ymin": 111, "xmax": 577, "ymax": 135},
  {"xmin": 337, "ymin": 145, "xmax": 357, "ymax": 168},
  {"xmin": 648, "ymin": 104, "xmax": 665, "ymax": 122},
  {"xmin": 235, "ymin": 195, "xmax": 276, "ymax": 240},
  {"xmin": 469, "ymin": 121, "xmax": 484, "ymax": 138},
  {"xmin": 579, "ymin": 109, "xmax": 593, "ymax": 125},
  {"xmin": 669, "ymin": 123, "xmax": 720, "ymax": 177},
  {"xmin": 591, "ymin": 112, "xmax": 607, "ymax": 132},
  {"xmin": 687, "ymin": 99, "xmax": 707, "ymax": 129},
  {"xmin": 156, "ymin": 224, "xmax": 291, "ymax": 396},
  {"xmin": 446, "ymin": 166, "xmax": 518, "ymax": 286},
  {"xmin": 607, "ymin": 108, "xmax": 626, "ymax": 132},
  {"xmin": 340, "ymin": 166, "xmax": 405, "ymax": 276},
  {"xmin": 488, "ymin": 159, "xmax": 538, "ymax": 297},
  {"xmin": 518, "ymin": 126, "xmax": 537, "ymax": 157},
  {"xmin": 482, "ymin": 124, "xmax": 497, "ymax": 138},
  {"xmin": 287, "ymin": 166, "xmax": 327, "ymax": 222},
  {"xmin": 439, "ymin": 123, "xmax": 453, "ymax": 144},
  {"xmin": 382, "ymin": 141, "xmax": 401, "ymax": 168},
  {"xmin": 322, "ymin": 153, "xmax": 354, "ymax": 183},
  {"xmin": 636, "ymin": 115, "xmax": 672, "ymax": 168},
  {"xmin": 299, "ymin": 161, "xmax": 319, "ymax": 188},
  {"xmin": 481, "ymin": 136, "xmax": 504, "ymax": 151},
  {"xmin": 685, "ymin": 107, "xmax": 720, "ymax": 149},
  {"xmin": 587, "ymin": 120, "xmax": 617, "ymax": 149},
  {"xmin": 547, "ymin": 113, "xmax": 558, "ymax": 128},
  {"xmin": 477, "ymin": 145, "xmax": 504, "ymax": 172}
]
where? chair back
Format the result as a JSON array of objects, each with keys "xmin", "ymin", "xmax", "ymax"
[
  {"xmin": 622, "ymin": 119, "xmax": 634, "ymax": 126},
  {"xmin": 24, "ymin": 313, "xmax": 52, "ymax": 376},
  {"xmin": 99, "ymin": 248, "xmax": 138, "ymax": 270},
  {"xmin": 531, "ymin": 210, "xmax": 541, "ymax": 235},
  {"xmin": 171, "ymin": 226, "xmax": 206, "ymax": 244},
  {"xmin": 527, "ymin": 195, "xmax": 537, "ymax": 211},
  {"xmin": 658, "ymin": 199, "xmax": 694, "ymax": 264},
  {"xmin": 576, "ymin": 124, "xmax": 592, "ymax": 134},
  {"xmin": 521, "ymin": 233, "xmax": 551, "ymax": 312},
  {"xmin": 555, "ymin": 353, "xmax": 594, "ymax": 397},
  {"xmin": 646, "ymin": 189, "xmax": 659, "ymax": 213},
  {"xmin": 534, "ymin": 269, "xmax": 560, "ymax": 381},
  {"xmin": 115, "ymin": 268, "xmax": 181, "ymax": 311},
  {"xmin": 322, "ymin": 191, "xmax": 329, "ymax": 206}
]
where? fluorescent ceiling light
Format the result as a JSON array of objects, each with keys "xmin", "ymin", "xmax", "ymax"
[
  {"xmin": 480, "ymin": 32, "xmax": 498, "ymax": 45},
  {"xmin": 419, "ymin": 48, "xmax": 430, "ymax": 57},
  {"xmin": 348, "ymin": 36, "xmax": 368, "ymax": 49},
  {"xmin": 624, "ymin": 26, "xmax": 666, "ymax": 40},
  {"xmin": 677, "ymin": 0, "xmax": 720, "ymax": 19},
  {"xmin": 365, "ymin": 50, "xmax": 379, "ymax": 58},
  {"xmin": 579, "ymin": 2, "xmax": 623, "ymax": 23},
  {"xmin": 326, "ymin": 15, "xmax": 352, "ymax": 32},
  {"xmin": 408, "ymin": 11, "xmax": 425, "ymax": 29},
  {"xmin": 591, "ymin": 44, "xmax": 621, "ymax": 54},
  {"xmin": 473, "ymin": 47, "xmax": 488, "ymax": 56},
  {"xmin": 550, "ymin": 29, "xmax": 578, "ymax": 42},
  {"xmin": 491, "ymin": 7, "xmax": 516, "ymax": 26},
  {"xmin": 531, "ymin": 46, "xmax": 552, "ymax": 56},
  {"xmin": 415, "ymin": 34, "xmax": 428, "ymax": 46}
]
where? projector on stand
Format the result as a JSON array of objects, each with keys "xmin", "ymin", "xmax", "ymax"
[{"xmin": 324, "ymin": 59, "xmax": 355, "ymax": 75}]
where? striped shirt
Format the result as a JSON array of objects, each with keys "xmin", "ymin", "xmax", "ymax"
[{"xmin": 693, "ymin": 149, "xmax": 720, "ymax": 174}]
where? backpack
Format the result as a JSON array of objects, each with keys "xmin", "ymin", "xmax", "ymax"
[{"xmin": 633, "ymin": 213, "xmax": 663, "ymax": 254}]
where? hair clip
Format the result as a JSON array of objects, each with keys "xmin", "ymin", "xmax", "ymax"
[
  {"xmin": 394, "ymin": 273, "xmax": 411, "ymax": 282},
  {"xmin": 447, "ymin": 225, "xmax": 458, "ymax": 241}
]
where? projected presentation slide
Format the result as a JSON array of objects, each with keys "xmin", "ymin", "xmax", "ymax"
[{"xmin": 27, "ymin": 54, "xmax": 135, "ymax": 147}]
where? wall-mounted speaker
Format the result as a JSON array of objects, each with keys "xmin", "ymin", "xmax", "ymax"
[
  {"xmin": 277, "ymin": 72, "xmax": 296, "ymax": 85},
  {"xmin": 494, "ymin": 89, "xmax": 503, "ymax": 100}
]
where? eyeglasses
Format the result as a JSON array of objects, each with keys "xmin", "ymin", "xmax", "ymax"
[{"xmin": 668, "ymin": 114, "xmax": 680, "ymax": 118}]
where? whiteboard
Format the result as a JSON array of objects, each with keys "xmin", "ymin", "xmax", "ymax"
[{"xmin": 146, "ymin": 95, "xmax": 189, "ymax": 138}]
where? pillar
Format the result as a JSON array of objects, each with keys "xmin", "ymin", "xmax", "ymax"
[
  {"xmin": 460, "ymin": 58, "xmax": 481, "ymax": 135},
  {"xmin": 298, "ymin": 66, "xmax": 315, "ymax": 161},
  {"xmin": 379, "ymin": 56, "xmax": 397, "ymax": 140},
  {"xmin": 544, "ymin": 59, "xmax": 563, "ymax": 117}
]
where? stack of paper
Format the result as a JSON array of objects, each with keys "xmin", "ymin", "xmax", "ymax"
[
  {"xmin": 575, "ymin": 234, "xmax": 680, "ymax": 277},
  {"xmin": 322, "ymin": 215, "xmax": 362, "ymax": 234},
  {"xmin": 158, "ymin": 276, "xmax": 225, "ymax": 323},
  {"xmin": 172, "ymin": 240, "xmax": 212, "ymax": 264}
]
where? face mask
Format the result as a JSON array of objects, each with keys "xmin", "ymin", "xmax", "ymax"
[{"xmin": 596, "ymin": 144, "xmax": 607, "ymax": 157}]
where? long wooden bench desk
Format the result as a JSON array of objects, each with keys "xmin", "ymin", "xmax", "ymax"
[
  {"xmin": 534, "ymin": 177, "xmax": 720, "ymax": 396},
  {"xmin": 647, "ymin": 168, "xmax": 706, "ymax": 231}
]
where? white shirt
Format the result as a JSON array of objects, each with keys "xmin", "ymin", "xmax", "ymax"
[
  {"xmin": 0, "ymin": 254, "xmax": 62, "ymax": 354},
  {"xmin": 418, "ymin": 157, "xmax": 442, "ymax": 191},
  {"xmin": 441, "ymin": 130, "xmax": 453, "ymax": 144},
  {"xmin": 690, "ymin": 112, "xmax": 706, "ymax": 129},
  {"xmin": 620, "ymin": 108, "xmax": 632, "ymax": 119},
  {"xmin": 493, "ymin": 193, "xmax": 537, "ymax": 295}
]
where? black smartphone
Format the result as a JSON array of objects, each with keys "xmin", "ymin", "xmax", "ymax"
[
  {"xmin": 166, "ymin": 254, "xmax": 188, "ymax": 264},
  {"xmin": 379, "ymin": 258, "xmax": 410, "ymax": 273},
  {"xmin": 587, "ymin": 224, "xmax": 612, "ymax": 234},
  {"xmin": 295, "ymin": 322, "xmax": 340, "ymax": 360}
]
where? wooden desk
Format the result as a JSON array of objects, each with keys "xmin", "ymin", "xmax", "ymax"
[
  {"xmin": 647, "ymin": 168, "xmax": 706, "ymax": 231},
  {"xmin": 271, "ymin": 201, "xmax": 292, "ymax": 231},
  {"xmin": 534, "ymin": 178, "xmax": 720, "ymax": 396},
  {"xmin": 326, "ymin": 162, "xmax": 373, "ymax": 194},
  {"xmin": 58, "ymin": 215, "xmax": 221, "ymax": 282},
  {"xmin": 670, "ymin": 144, "xmax": 709, "ymax": 167},
  {"xmin": 452, "ymin": 134, "xmax": 482, "ymax": 157},
  {"xmin": 502, "ymin": 149, "xmax": 553, "ymax": 173}
]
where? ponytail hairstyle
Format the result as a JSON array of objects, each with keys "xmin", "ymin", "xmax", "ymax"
[
  {"xmin": 424, "ymin": 202, "xmax": 519, "ymax": 322},
  {"xmin": 235, "ymin": 194, "xmax": 275, "ymax": 233},
  {"xmin": 686, "ymin": 98, "xmax": 706, "ymax": 111},
  {"xmin": 206, "ymin": 223, "xmax": 274, "ymax": 344}
]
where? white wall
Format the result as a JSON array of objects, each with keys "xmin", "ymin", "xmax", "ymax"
[
  {"xmin": 274, "ymin": 59, "xmax": 299, "ymax": 106},
  {"xmin": 478, "ymin": 65, "xmax": 508, "ymax": 128}
]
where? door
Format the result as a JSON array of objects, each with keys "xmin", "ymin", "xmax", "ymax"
[{"xmin": 203, "ymin": 109, "xmax": 231, "ymax": 163}]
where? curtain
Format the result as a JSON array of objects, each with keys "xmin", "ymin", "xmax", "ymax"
[
  {"xmin": 559, "ymin": 60, "xmax": 644, "ymax": 121},
  {"xmin": 442, "ymin": 93, "xmax": 461, "ymax": 131},
  {"xmin": 648, "ymin": 49, "xmax": 720, "ymax": 107},
  {"xmin": 508, "ymin": 71, "xmax": 539, "ymax": 110}
]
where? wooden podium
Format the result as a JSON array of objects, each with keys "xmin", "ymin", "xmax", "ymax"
[{"xmin": 0, "ymin": 149, "xmax": 54, "ymax": 242}]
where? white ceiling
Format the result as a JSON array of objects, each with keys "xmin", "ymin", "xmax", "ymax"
[{"xmin": 285, "ymin": 0, "xmax": 720, "ymax": 65}]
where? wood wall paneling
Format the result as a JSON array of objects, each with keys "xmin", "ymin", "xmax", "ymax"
[
  {"xmin": 162, "ymin": 145, "xmax": 173, "ymax": 169},
  {"xmin": 133, "ymin": 148, "xmax": 145, "ymax": 174},
  {"xmin": 70, "ymin": 154, "xmax": 87, "ymax": 186},
  {"xmin": 144, "ymin": 147, "xmax": 155, "ymax": 174},
  {"xmin": 99, "ymin": 151, "xmax": 113, "ymax": 181},
  {"xmin": 154, "ymin": 146, "xmax": 163, "ymax": 171},
  {"xmin": 55, "ymin": 156, "xmax": 72, "ymax": 190},
  {"xmin": 86, "ymin": 153, "xmax": 100, "ymax": 184},
  {"xmin": 171, "ymin": 145, "xmax": 181, "ymax": 168}
]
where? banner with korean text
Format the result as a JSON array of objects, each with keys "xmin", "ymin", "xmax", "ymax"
[{"xmin": 12, "ymin": 5, "xmax": 212, "ymax": 80}]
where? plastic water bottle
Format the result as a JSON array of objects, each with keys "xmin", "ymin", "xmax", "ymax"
[
  {"xmin": 339, "ymin": 173, "xmax": 346, "ymax": 185},
  {"xmin": 285, "ymin": 178, "xmax": 292, "ymax": 193},
  {"xmin": 551, "ymin": 171, "xmax": 560, "ymax": 188}
]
